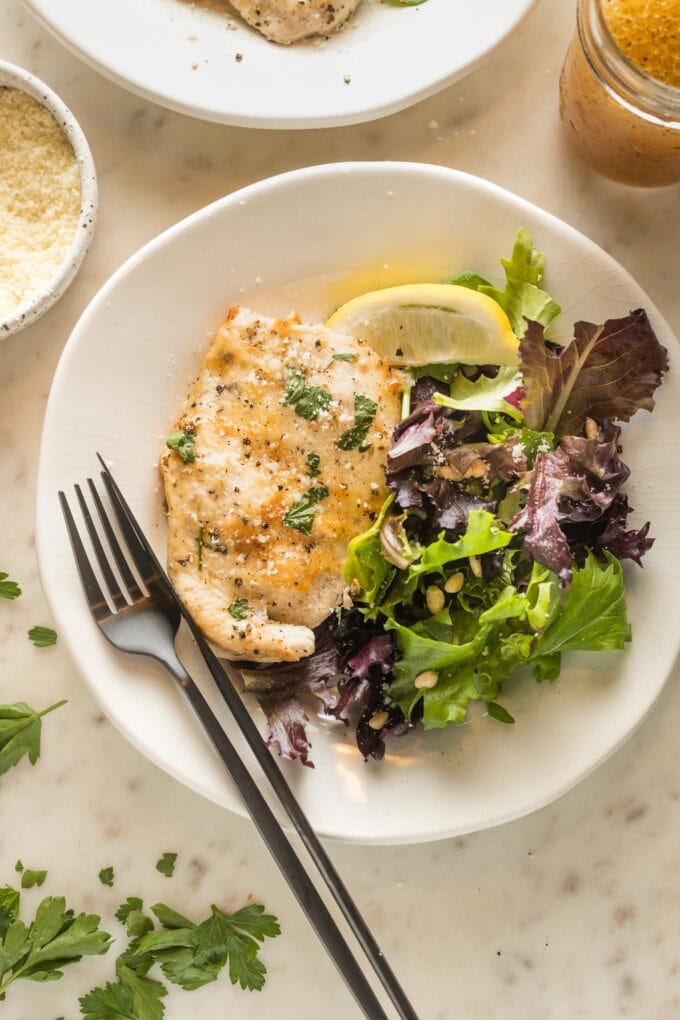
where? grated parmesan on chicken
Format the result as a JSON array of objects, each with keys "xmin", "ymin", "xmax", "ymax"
[
  {"xmin": 160, "ymin": 306, "xmax": 402, "ymax": 662},
  {"xmin": 0, "ymin": 87, "xmax": 81, "ymax": 322}
]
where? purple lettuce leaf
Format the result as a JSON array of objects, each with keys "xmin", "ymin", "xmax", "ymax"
[
  {"xmin": 243, "ymin": 645, "xmax": 343, "ymax": 768},
  {"xmin": 420, "ymin": 479, "xmax": 495, "ymax": 531},
  {"xmin": 246, "ymin": 614, "xmax": 410, "ymax": 766},
  {"xmin": 442, "ymin": 439, "xmax": 528, "ymax": 483},
  {"xmin": 562, "ymin": 493, "xmax": 654, "ymax": 567},
  {"xmin": 450, "ymin": 411, "xmax": 486, "ymax": 444},
  {"xmin": 347, "ymin": 634, "xmax": 394, "ymax": 680},
  {"xmin": 411, "ymin": 375, "xmax": 449, "ymax": 406},
  {"xmin": 520, "ymin": 310, "xmax": 668, "ymax": 437},
  {"xmin": 355, "ymin": 707, "xmax": 411, "ymax": 763},
  {"xmin": 560, "ymin": 421, "xmax": 630, "ymax": 488},
  {"xmin": 510, "ymin": 447, "xmax": 574, "ymax": 582},
  {"xmin": 388, "ymin": 470, "xmax": 424, "ymax": 509},
  {"xmin": 330, "ymin": 632, "xmax": 393, "ymax": 722},
  {"xmin": 261, "ymin": 696, "xmax": 314, "ymax": 767},
  {"xmin": 511, "ymin": 418, "xmax": 654, "ymax": 579},
  {"xmin": 334, "ymin": 633, "xmax": 408, "ymax": 760},
  {"xmin": 388, "ymin": 403, "xmax": 439, "ymax": 473}
]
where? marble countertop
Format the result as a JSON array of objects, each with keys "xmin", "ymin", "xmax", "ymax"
[{"xmin": 1, "ymin": 0, "xmax": 679, "ymax": 1017}]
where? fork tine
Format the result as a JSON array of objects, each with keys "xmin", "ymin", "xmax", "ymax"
[
  {"xmin": 87, "ymin": 478, "xmax": 144, "ymax": 601},
  {"xmin": 75, "ymin": 483, "xmax": 129, "ymax": 611},
  {"xmin": 97, "ymin": 456, "xmax": 161, "ymax": 586},
  {"xmin": 59, "ymin": 491, "xmax": 111, "ymax": 622}
]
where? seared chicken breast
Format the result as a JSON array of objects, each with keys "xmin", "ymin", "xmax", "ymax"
[
  {"xmin": 160, "ymin": 306, "xmax": 401, "ymax": 662},
  {"xmin": 229, "ymin": 0, "xmax": 362, "ymax": 44}
]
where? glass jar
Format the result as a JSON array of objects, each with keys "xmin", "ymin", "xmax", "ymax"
[{"xmin": 559, "ymin": 0, "xmax": 680, "ymax": 187}]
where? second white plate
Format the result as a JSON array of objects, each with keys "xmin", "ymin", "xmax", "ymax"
[
  {"xmin": 37, "ymin": 163, "xmax": 680, "ymax": 844},
  {"xmin": 24, "ymin": 0, "xmax": 537, "ymax": 128}
]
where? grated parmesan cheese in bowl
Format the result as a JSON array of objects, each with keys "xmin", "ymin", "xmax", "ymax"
[{"xmin": 0, "ymin": 60, "xmax": 97, "ymax": 338}]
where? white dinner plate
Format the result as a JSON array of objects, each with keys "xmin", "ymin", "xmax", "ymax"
[
  {"xmin": 37, "ymin": 163, "xmax": 680, "ymax": 844},
  {"xmin": 24, "ymin": 0, "xmax": 537, "ymax": 129}
]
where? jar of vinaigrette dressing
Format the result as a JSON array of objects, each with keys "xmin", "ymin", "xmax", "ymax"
[{"xmin": 560, "ymin": 0, "xmax": 680, "ymax": 186}]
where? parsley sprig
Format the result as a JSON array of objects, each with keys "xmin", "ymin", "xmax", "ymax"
[
  {"xmin": 0, "ymin": 888, "xmax": 113, "ymax": 1001},
  {"xmin": 14, "ymin": 862, "xmax": 47, "ymax": 890},
  {"xmin": 0, "ymin": 870, "xmax": 280, "ymax": 1014},
  {"xmin": 28, "ymin": 626, "xmax": 57, "ymax": 648},
  {"xmin": 166, "ymin": 428, "xmax": 196, "ymax": 464},
  {"xmin": 81, "ymin": 898, "xmax": 280, "ymax": 1016},
  {"xmin": 283, "ymin": 486, "xmax": 329, "ymax": 535},
  {"xmin": 155, "ymin": 854, "xmax": 177, "ymax": 879},
  {"xmin": 283, "ymin": 368, "xmax": 332, "ymax": 421},
  {"xmin": 338, "ymin": 394, "xmax": 378, "ymax": 451},
  {"xmin": 0, "ymin": 573, "xmax": 21, "ymax": 600},
  {"xmin": 0, "ymin": 700, "xmax": 66, "ymax": 779}
]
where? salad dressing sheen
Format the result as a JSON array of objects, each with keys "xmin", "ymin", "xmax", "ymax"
[{"xmin": 603, "ymin": 0, "xmax": 680, "ymax": 87}]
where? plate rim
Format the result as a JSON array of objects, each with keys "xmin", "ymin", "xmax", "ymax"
[
  {"xmin": 22, "ymin": 0, "xmax": 539, "ymax": 129},
  {"xmin": 36, "ymin": 161, "xmax": 680, "ymax": 844}
]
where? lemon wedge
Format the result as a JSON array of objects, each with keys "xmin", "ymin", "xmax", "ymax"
[{"xmin": 327, "ymin": 283, "xmax": 519, "ymax": 367}]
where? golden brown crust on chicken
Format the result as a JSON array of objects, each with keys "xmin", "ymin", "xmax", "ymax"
[{"xmin": 160, "ymin": 306, "xmax": 401, "ymax": 662}]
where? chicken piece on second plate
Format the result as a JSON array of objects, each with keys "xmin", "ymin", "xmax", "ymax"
[
  {"xmin": 160, "ymin": 306, "xmax": 401, "ymax": 663},
  {"xmin": 229, "ymin": 0, "xmax": 363, "ymax": 45}
]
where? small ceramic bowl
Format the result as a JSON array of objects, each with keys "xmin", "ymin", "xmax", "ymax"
[{"xmin": 0, "ymin": 59, "xmax": 98, "ymax": 338}]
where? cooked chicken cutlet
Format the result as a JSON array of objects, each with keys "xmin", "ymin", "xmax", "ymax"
[
  {"xmin": 160, "ymin": 306, "xmax": 401, "ymax": 662},
  {"xmin": 229, "ymin": 0, "xmax": 362, "ymax": 44}
]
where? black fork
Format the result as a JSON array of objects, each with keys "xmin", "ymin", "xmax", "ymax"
[
  {"xmin": 59, "ymin": 478, "xmax": 390, "ymax": 1020},
  {"xmin": 96, "ymin": 461, "xmax": 420, "ymax": 1020}
]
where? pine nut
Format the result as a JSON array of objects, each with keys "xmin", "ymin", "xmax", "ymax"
[
  {"xmin": 425, "ymin": 585, "xmax": 445, "ymax": 614},
  {"xmin": 414, "ymin": 670, "xmax": 439, "ymax": 690},
  {"xmin": 368, "ymin": 710, "xmax": 389, "ymax": 730},
  {"xmin": 469, "ymin": 555, "xmax": 483, "ymax": 578},
  {"xmin": 445, "ymin": 572, "xmax": 464, "ymax": 594},
  {"xmin": 465, "ymin": 458, "xmax": 487, "ymax": 479},
  {"xmin": 585, "ymin": 417, "xmax": 598, "ymax": 440}
]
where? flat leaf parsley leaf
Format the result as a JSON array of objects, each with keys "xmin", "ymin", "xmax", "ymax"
[
  {"xmin": 20, "ymin": 869, "xmax": 47, "ymax": 890},
  {"xmin": 127, "ymin": 902, "xmax": 280, "ymax": 994},
  {"xmin": 0, "ymin": 892, "xmax": 112, "ymax": 1001},
  {"xmin": 332, "ymin": 352, "xmax": 356, "ymax": 362},
  {"xmin": 166, "ymin": 429, "xmax": 196, "ymax": 464},
  {"xmin": 283, "ymin": 486, "xmax": 329, "ymax": 536},
  {"xmin": 115, "ymin": 898, "xmax": 154, "ymax": 940},
  {"xmin": 0, "ymin": 574, "xmax": 21, "ymax": 600},
  {"xmin": 28, "ymin": 626, "xmax": 57, "ymax": 648},
  {"xmin": 283, "ymin": 368, "xmax": 332, "ymax": 421},
  {"xmin": 80, "ymin": 962, "xmax": 166, "ymax": 1020},
  {"xmin": 98, "ymin": 868, "xmax": 115, "ymax": 889},
  {"xmin": 338, "ymin": 394, "xmax": 378, "ymax": 451},
  {"xmin": 486, "ymin": 701, "xmax": 515, "ymax": 725},
  {"xmin": 0, "ymin": 700, "xmax": 66, "ymax": 779},
  {"xmin": 155, "ymin": 854, "xmax": 177, "ymax": 879}
]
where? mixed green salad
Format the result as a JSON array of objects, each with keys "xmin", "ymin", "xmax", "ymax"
[{"xmin": 248, "ymin": 231, "xmax": 669, "ymax": 765}]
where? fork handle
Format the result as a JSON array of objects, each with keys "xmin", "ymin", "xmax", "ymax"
[
  {"xmin": 195, "ymin": 634, "xmax": 419, "ymax": 1020},
  {"xmin": 165, "ymin": 658, "xmax": 388, "ymax": 1020}
]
